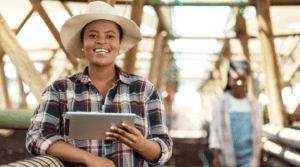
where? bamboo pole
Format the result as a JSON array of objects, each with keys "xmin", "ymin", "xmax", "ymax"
[
  {"xmin": 123, "ymin": 0, "xmax": 145, "ymax": 73},
  {"xmin": 148, "ymin": 22, "xmax": 164, "ymax": 85},
  {"xmin": 235, "ymin": 7, "xmax": 257, "ymax": 97},
  {"xmin": 17, "ymin": 75, "xmax": 28, "ymax": 109},
  {"xmin": 263, "ymin": 140, "xmax": 300, "ymax": 166},
  {"xmin": 15, "ymin": 8, "xmax": 34, "ymax": 35},
  {"xmin": 29, "ymin": 0, "xmax": 78, "ymax": 69},
  {"xmin": 156, "ymin": 39, "xmax": 169, "ymax": 92},
  {"xmin": 262, "ymin": 124, "xmax": 300, "ymax": 149},
  {"xmin": 0, "ymin": 14, "xmax": 46, "ymax": 101},
  {"xmin": 0, "ymin": 56, "xmax": 11, "ymax": 109},
  {"xmin": 0, "ymin": 109, "xmax": 33, "ymax": 129},
  {"xmin": 256, "ymin": 0, "xmax": 289, "ymax": 127},
  {"xmin": 220, "ymin": 39, "xmax": 232, "ymax": 90}
]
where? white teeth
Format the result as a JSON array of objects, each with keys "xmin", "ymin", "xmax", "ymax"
[{"xmin": 95, "ymin": 49, "xmax": 109, "ymax": 53}]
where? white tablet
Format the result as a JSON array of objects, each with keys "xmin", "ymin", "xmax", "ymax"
[{"xmin": 64, "ymin": 112, "xmax": 136, "ymax": 140}]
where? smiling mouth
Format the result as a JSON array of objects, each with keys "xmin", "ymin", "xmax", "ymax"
[{"xmin": 94, "ymin": 48, "xmax": 109, "ymax": 54}]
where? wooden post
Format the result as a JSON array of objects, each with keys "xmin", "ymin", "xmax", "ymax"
[
  {"xmin": 220, "ymin": 39, "xmax": 231, "ymax": 90},
  {"xmin": 123, "ymin": 0, "xmax": 145, "ymax": 73},
  {"xmin": 0, "ymin": 14, "xmax": 46, "ymax": 100},
  {"xmin": 156, "ymin": 39, "xmax": 169, "ymax": 92},
  {"xmin": 0, "ymin": 55, "xmax": 11, "ymax": 109},
  {"xmin": 235, "ymin": 7, "xmax": 257, "ymax": 97},
  {"xmin": 17, "ymin": 75, "xmax": 28, "ymax": 109},
  {"xmin": 29, "ymin": 0, "xmax": 78, "ymax": 69},
  {"xmin": 15, "ymin": 8, "xmax": 34, "ymax": 35},
  {"xmin": 148, "ymin": 22, "xmax": 164, "ymax": 85},
  {"xmin": 256, "ymin": 0, "xmax": 289, "ymax": 127}
]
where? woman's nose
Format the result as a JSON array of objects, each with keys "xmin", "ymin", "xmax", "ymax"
[{"xmin": 95, "ymin": 37, "xmax": 107, "ymax": 44}]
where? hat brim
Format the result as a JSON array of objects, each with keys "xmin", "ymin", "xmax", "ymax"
[{"xmin": 60, "ymin": 14, "xmax": 142, "ymax": 59}]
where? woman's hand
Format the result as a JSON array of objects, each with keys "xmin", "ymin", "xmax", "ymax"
[
  {"xmin": 85, "ymin": 154, "xmax": 115, "ymax": 167},
  {"xmin": 212, "ymin": 157, "xmax": 221, "ymax": 167},
  {"xmin": 105, "ymin": 122, "xmax": 146, "ymax": 152}
]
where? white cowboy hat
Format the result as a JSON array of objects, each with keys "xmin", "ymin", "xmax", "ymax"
[{"xmin": 60, "ymin": 1, "xmax": 142, "ymax": 59}]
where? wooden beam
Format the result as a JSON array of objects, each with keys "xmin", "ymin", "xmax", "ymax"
[
  {"xmin": 146, "ymin": 0, "xmax": 252, "ymax": 6},
  {"xmin": 283, "ymin": 55, "xmax": 300, "ymax": 84},
  {"xmin": 42, "ymin": 50, "xmax": 58, "ymax": 81},
  {"xmin": 235, "ymin": 7, "xmax": 257, "ymax": 97},
  {"xmin": 220, "ymin": 39, "xmax": 232, "ymax": 90},
  {"xmin": 156, "ymin": 39, "xmax": 169, "ymax": 92},
  {"xmin": 148, "ymin": 22, "xmax": 164, "ymax": 85},
  {"xmin": 0, "ymin": 56, "xmax": 11, "ymax": 109},
  {"xmin": 123, "ymin": 0, "xmax": 145, "ymax": 73},
  {"xmin": 263, "ymin": 140, "xmax": 300, "ymax": 166},
  {"xmin": 46, "ymin": 0, "xmax": 300, "ymax": 6},
  {"xmin": 279, "ymin": 35, "xmax": 300, "ymax": 67},
  {"xmin": 142, "ymin": 31, "xmax": 300, "ymax": 40},
  {"xmin": 0, "ymin": 14, "xmax": 46, "ymax": 100},
  {"xmin": 17, "ymin": 75, "xmax": 27, "ymax": 109},
  {"xmin": 47, "ymin": 60, "xmax": 67, "ymax": 86},
  {"xmin": 61, "ymin": 1, "xmax": 74, "ymax": 17},
  {"xmin": 263, "ymin": 124, "xmax": 300, "ymax": 149},
  {"xmin": 288, "ymin": 97, "xmax": 300, "ymax": 122},
  {"xmin": 0, "ymin": 110, "xmax": 34, "ymax": 129},
  {"xmin": 29, "ymin": 0, "xmax": 78, "ymax": 69},
  {"xmin": 153, "ymin": 6, "xmax": 173, "ymax": 39},
  {"xmin": 15, "ymin": 8, "xmax": 34, "ymax": 35},
  {"xmin": 256, "ymin": 0, "xmax": 289, "ymax": 127}
]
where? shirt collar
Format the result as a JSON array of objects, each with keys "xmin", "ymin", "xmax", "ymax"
[{"xmin": 75, "ymin": 65, "xmax": 134, "ymax": 85}]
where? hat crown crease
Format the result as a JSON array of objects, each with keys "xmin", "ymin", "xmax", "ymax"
[{"xmin": 86, "ymin": 2, "xmax": 118, "ymax": 15}]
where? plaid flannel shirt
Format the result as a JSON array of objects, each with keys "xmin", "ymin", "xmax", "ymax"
[{"xmin": 26, "ymin": 66, "xmax": 172, "ymax": 167}]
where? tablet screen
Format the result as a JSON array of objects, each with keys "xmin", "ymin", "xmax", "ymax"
[{"xmin": 64, "ymin": 112, "xmax": 136, "ymax": 140}]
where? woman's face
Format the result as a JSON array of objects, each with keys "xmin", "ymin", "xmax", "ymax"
[
  {"xmin": 228, "ymin": 68, "xmax": 248, "ymax": 93},
  {"xmin": 82, "ymin": 20, "xmax": 121, "ymax": 67}
]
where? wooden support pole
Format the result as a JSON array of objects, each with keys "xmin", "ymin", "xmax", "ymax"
[
  {"xmin": 15, "ymin": 8, "xmax": 34, "ymax": 35},
  {"xmin": 235, "ymin": 7, "xmax": 257, "ymax": 97},
  {"xmin": 148, "ymin": 22, "xmax": 164, "ymax": 85},
  {"xmin": 283, "ymin": 54, "xmax": 300, "ymax": 84},
  {"xmin": 263, "ymin": 140, "xmax": 300, "ymax": 166},
  {"xmin": 263, "ymin": 124, "xmax": 300, "ymax": 149},
  {"xmin": 17, "ymin": 75, "xmax": 28, "ymax": 109},
  {"xmin": 156, "ymin": 39, "xmax": 169, "ymax": 92},
  {"xmin": 0, "ymin": 14, "xmax": 46, "ymax": 100},
  {"xmin": 0, "ymin": 110, "xmax": 34, "ymax": 129},
  {"xmin": 0, "ymin": 56, "xmax": 11, "ymax": 109},
  {"xmin": 42, "ymin": 50, "xmax": 58, "ymax": 81},
  {"xmin": 220, "ymin": 39, "xmax": 232, "ymax": 90},
  {"xmin": 62, "ymin": 2, "xmax": 74, "ymax": 17},
  {"xmin": 29, "ymin": 0, "xmax": 78, "ymax": 69},
  {"xmin": 123, "ymin": 0, "xmax": 145, "ymax": 73},
  {"xmin": 256, "ymin": 0, "xmax": 288, "ymax": 127},
  {"xmin": 278, "ymin": 35, "xmax": 300, "ymax": 67}
]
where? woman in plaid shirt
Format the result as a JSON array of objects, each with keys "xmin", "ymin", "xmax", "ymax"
[{"xmin": 26, "ymin": 1, "xmax": 172, "ymax": 167}]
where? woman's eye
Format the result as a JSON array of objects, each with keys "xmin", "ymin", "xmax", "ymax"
[
  {"xmin": 108, "ymin": 35, "xmax": 115, "ymax": 39},
  {"xmin": 89, "ymin": 34, "xmax": 97, "ymax": 38}
]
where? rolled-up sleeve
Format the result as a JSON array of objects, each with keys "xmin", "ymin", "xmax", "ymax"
[
  {"xmin": 145, "ymin": 85, "xmax": 173, "ymax": 167},
  {"xmin": 26, "ymin": 83, "xmax": 64, "ymax": 155}
]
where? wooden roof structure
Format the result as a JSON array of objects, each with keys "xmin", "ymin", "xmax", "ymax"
[{"xmin": 2, "ymin": 0, "xmax": 300, "ymax": 129}]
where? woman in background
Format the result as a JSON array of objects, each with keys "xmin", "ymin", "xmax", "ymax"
[{"xmin": 209, "ymin": 60, "xmax": 263, "ymax": 167}]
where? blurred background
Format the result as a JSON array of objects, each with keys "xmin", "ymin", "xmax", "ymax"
[{"xmin": 2, "ymin": 0, "xmax": 300, "ymax": 166}]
